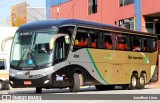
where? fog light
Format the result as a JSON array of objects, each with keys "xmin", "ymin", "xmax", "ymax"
[
  {"xmin": 10, "ymin": 81, "xmax": 14, "ymax": 84},
  {"xmin": 44, "ymin": 80, "xmax": 49, "ymax": 84}
]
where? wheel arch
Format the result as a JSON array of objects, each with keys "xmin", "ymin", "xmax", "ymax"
[
  {"xmin": 132, "ymin": 71, "xmax": 138, "ymax": 76},
  {"xmin": 140, "ymin": 70, "xmax": 147, "ymax": 83},
  {"xmin": 68, "ymin": 65, "xmax": 85, "ymax": 85},
  {"xmin": 128, "ymin": 71, "xmax": 138, "ymax": 83}
]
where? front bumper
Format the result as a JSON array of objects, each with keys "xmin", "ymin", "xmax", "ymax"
[{"xmin": 9, "ymin": 75, "xmax": 52, "ymax": 88}]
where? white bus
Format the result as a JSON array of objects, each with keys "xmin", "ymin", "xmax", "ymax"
[{"xmin": 9, "ymin": 19, "xmax": 158, "ymax": 93}]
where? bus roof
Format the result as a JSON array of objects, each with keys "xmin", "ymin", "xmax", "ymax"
[{"xmin": 18, "ymin": 19, "xmax": 155, "ymax": 36}]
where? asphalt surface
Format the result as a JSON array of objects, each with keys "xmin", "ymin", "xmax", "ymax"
[{"xmin": 0, "ymin": 85, "xmax": 160, "ymax": 103}]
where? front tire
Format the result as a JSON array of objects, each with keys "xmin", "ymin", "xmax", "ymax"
[
  {"xmin": 69, "ymin": 73, "xmax": 80, "ymax": 92},
  {"xmin": 36, "ymin": 87, "xmax": 42, "ymax": 93},
  {"xmin": 136, "ymin": 74, "xmax": 145, "ymax": 89}
]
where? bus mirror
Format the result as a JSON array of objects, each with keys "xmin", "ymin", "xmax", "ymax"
[
  {"xmin": 64, "ymin": 35, "xmax": 70, "ymax": 44},
  {"xmin": 49, "ymin": 34, "xmax": 68, "ymax": 49}
]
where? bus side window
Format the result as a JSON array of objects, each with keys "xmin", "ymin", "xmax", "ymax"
[
  {"xmin": 104, "ymin": 33, "xmax": 112, "ymax": 49},
  {"xmin": 91, "ymin": 39, "xmax": 97, "ymax": 48},
  {"xmin": 132, "ymin": 37, "xmax": 141, "ymax": 52},
  {"xmin": 117, "ymin": 36, "xmax": 127, "ymax": 50},
  {"xmin": 142, "ymin": 38, "xmax": 149, "ymax": 52},
  {"xmin": 90, "ymin": 31, "xmax": 97, "ymax": 48},
  {"xmin": 151, "ymin": 38, "xmax": 157, "ymax": 52},
  {"xmin": 90, "ymin": 30, "xmax": 105, "ymax": 49},
  {"xmin": 58, "ymin": 26, "xmax": 74, "ymax": 38},
  {"xmin": 74, "ymin": 28, "xmax": 89, "ymax": 48},
  {"xmin": 78, "ymin": 38, "xmax": 88, "ymax": 47}
]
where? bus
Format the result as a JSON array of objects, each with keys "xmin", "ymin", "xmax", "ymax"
[{"xmin": 9, "ymin": 19, "xmax": 158, "ymax": 93}]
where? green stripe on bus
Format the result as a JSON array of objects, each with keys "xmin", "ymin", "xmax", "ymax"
[{"xmin": 86, "ymin": 48, "xmax": 109, "ymax": 84}]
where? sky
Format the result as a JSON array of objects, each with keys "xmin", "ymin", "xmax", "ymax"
[{"xmin": 0, "ymin": 0, "xmax": 46, "ymax": 26}]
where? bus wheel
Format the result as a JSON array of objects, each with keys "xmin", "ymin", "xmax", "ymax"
[
  {"xmin": 36, "ymin": 87, "xmax": 42, "ymax": 93},
  {"xmin": 136, "ymin": 74, "xmax": 145, "ymax": 89},
  {"xmin": 0, "ymin": 81, "xmax": 3, "ymax": 90},
  {"xmin": 79, "ymin": 74, "xmax": 83, "ymax": 86},
  {"xmin": 69, "ymin": 73, "xmax": 80, "ymax": 92},
  {"xmin": 128, "ymin": 74, "xmax": 137, "ymax": 90}
]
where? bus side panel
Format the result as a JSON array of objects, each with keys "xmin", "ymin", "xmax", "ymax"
[
  {"xmin": 67, "ymin": 48, "xmax": 108, "ymax": 85},
  {"xmin": 50, "ymin": 65, "xmax": 102, "ymax": 87},
  {"xmin": 114, "ymin": 50, "xmax": 158, "ymax": 84},
  {"xmin": 88, "ymin": 48, "xmax": 158, "ymax": 85},
  {"xmin": 86, "ymin": 49, "xmax": 115, "ymax": 85}
]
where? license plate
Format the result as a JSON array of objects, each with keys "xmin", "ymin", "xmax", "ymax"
[{"xmin": 24, "ymin": 81, "xmax": 32, "ymax": 85}]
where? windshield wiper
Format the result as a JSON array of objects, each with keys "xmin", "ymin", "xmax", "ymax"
[
  {"xmin": 16, "ymin": 51, "xmax": 39, "ymax": 69},
  {"xmin": 16, "ymin": 50, "xmax": 28, "ymax": 68},
  {"xmin": 28, "ymin": 52, "xmax": 39, "ymax": 69}
]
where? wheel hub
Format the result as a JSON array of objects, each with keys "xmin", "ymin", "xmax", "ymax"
[
  {"xmin": 132, "ymin": 77, "xmax": 136, "ymax": 87},
  {"xmin": 140, "ymin": 77, "xmax": 145, "ymax": 86}
]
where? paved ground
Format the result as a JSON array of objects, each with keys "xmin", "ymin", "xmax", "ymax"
[{"xmin": 0, "ymin": 85, "xmax": 160, "ymax": 103}]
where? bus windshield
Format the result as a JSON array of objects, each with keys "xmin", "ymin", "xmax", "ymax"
[{"xmin": 10, "ymin": 30, "xmax": 57, "ymax": 69}]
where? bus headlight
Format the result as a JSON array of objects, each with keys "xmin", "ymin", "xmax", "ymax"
[
  {"xmin": 10, "ymin": 81, "xmax": 14, "ymax": 84},
  {"xmin": 44, "ymin": 80, "xmax": 49, "ymax": 84}
]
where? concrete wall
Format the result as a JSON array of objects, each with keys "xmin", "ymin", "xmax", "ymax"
[
  {"xmin": 46, "ymin": 0, "xmax": 69, "ymax": 19},
  {"xmin": 50, "ymin": 0, "xmax": 134, "ymax": 26},
  {"xmin": 142, "ymin": 0, "xmax": 160, "ymax": 15}
]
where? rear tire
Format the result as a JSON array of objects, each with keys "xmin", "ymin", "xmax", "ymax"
[
  {"xmin": 128, "ymin": 74, "xmax": 137, "ymax": 90},
  {"xmin": 136, "ymin": 74, "xmax": 145, "ymax": 89},
  {"xmin": 36, "ymin": 87, "xmax": 42, "ymax": 93},
  {"xmin": 69, "ymin": 73, "xmax": 80, "ymax": 92},
  {"xmin": 0, "ymin": 81, "xmax": 3, "ymax": 90}
]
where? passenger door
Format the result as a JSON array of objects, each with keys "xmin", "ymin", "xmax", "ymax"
[{"xmin": 54, "ymin": 37, "xmax": 69, "ymax": 64}]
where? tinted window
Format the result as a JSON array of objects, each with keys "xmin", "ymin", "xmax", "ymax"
[
  {"xmin": 74, "ymin": 28, "xmax": 89, "ymax": 48},
  {"xmin": 142, "ymin": 38, "xmax": 150, "ymax": 52},
  {"xmin": 90, "ymin": 30, "xmax": 98, "ymax": 48},
  {"xmin": 54, "ymin": 37, "xmax": 69, "ymax": 63},
  {"xmin": 150, "ymin": 38, "xmax": 157, "ymax": 52},
  {"xmin": 104, "ymin": 32, "xmax": 113, "ymax": 49},
  {"xmin": 90, "ymin": 30, "xmax": 105, "ymax": 49},
  {"xmin": 58, "ymin": 26, "xmax": 74, "ymax": 38},
  {"xmin": 117, "ymin": 35, "xmax": 128, "ymax": 50},
  {"xmin": 132, "ymin": 36, "xmax": 142, "ymax": 52},
  {"xmin": 0, "ymin": 60, "xmax": 5, "ymax": 70}
]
